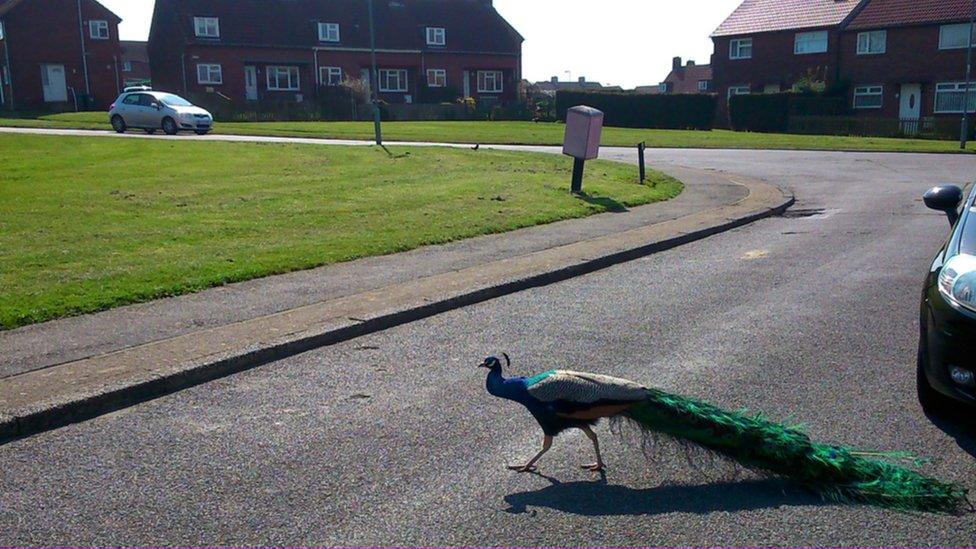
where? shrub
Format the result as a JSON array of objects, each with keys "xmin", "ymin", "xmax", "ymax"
[{"xmin": 555, "ymin": 91, "xmax": 716, "ymax": 130}]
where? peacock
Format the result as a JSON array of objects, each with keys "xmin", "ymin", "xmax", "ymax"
[{"xmin": 480, "ymin": 354, "xmax": 972, "ymax": 515}]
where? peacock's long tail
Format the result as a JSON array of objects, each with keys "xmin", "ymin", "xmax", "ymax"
[{"xmin": 620, "ymin": 388, "xmax": 971, "ymax": 515}]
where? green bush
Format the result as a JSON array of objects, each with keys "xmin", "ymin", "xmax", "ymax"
[
  {"xmin": 729, "ymin": 93, "xmax": 849, "ymax": 133},
  {"xmin": 555, "ymin": 91, "xmax": 716, "ymax": 130}
]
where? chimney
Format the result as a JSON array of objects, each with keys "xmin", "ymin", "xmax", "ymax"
[
  {"xmin": 551, "ymin": 76, "xmax": 558, "ymax": 84},
  {"xmin": 578, "ymin": 76, "xmax": 586, "ymax": 83},
  {"xmin": 672, "ymin": 56, "xmax": 682, "ymax": 71},
  {"xmin": 687, "ymin": 60, "xmax": 696, "ymax": 67}
]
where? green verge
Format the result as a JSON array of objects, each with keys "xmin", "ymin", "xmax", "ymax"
[
  {"xmin": 0, "ymin": 133, "xmax": 680, "ymax": 330},
  {"xmin": 2, "ymin": 113, "xmax": 975, "ymax": 154}
]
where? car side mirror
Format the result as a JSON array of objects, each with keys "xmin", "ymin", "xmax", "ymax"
[
  {"xmin": 923, "ymin": 185, "xmax": 963, "ymax": 227},
  {"xmin": 151, "ymin": 103, "xmax": 160, "ymax": 110}
]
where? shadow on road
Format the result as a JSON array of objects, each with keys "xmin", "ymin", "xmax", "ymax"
[
  {"xmin": 926, "ymin": 411, "xmax": 976, "ymax": 460},
  {"xmin": 503, "ymin": 477, "xmax": 827, "ymax": 516}
]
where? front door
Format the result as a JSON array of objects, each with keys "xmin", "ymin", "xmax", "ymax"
[
  {"xmin": 41, "ymin": 64, "xmax": 67, "ymax": 103},
  {"xmin": 244, "ymin": 66, "xmax": 258, "ymax": 100},
  {"xmin": 900, "ymin": 83, "xmax": 922, "ymax": 133}
]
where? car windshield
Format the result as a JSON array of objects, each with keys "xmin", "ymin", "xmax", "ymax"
[{"xmin": 157, "ymin": 94, "xmax": 193, "ymax": 107}]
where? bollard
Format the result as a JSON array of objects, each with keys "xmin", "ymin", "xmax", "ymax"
[{"xmin": 637, "ymin": 141, "xmax": 646, "ymax": 184}]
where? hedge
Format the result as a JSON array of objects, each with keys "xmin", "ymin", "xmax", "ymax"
[
  {"xmin": 729, "ymin": 93, "xmax": 849, "ymax": 133},
  {"xmin": 555, "ymin": 90, "xmax": 716, "ymax": 130}
]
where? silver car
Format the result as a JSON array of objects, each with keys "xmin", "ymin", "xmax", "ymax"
[{"xmin": 109, "ymin": 90, "xmax": 214, "ymax": 135}]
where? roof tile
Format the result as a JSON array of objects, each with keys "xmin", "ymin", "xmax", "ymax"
[
  {"xmin": 713, "ymin": 0, "xmax": 863, "ymax": 37},
  {"xmin": 847, "ymin": 0, "xmax": 973, "ymax": 30}
]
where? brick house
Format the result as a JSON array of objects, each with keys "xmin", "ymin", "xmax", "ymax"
[
  {"xmin": 120, "ymin": 40, "xmax": 152, "ymax": 87},
  {"xmin": 0, "ymin": 0, "xmax": 123, "ymax": 111},
  {"xmin": 840, "ymin": 0, "xmax": 976, "ymax": 122},
  {"xmin": 659, "ymin": 57, "xmax": 712, "ymax": 94},
  {"xmin": 710, "ymin": 0, "xmax": 869, "ymax": 121},
  {"xmin": 148, "ymin": 0, "xmax": 523, "ymax": 108}
]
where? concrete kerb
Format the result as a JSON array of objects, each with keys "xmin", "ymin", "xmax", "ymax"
[{"xmin": 0, "ymin": 173, "xmax": 794, "ymax": 445}]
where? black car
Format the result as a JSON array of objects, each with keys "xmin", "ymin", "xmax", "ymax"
[{"xmin": 919, "ymin": 183, "xmax": 976, "ymax": 413}]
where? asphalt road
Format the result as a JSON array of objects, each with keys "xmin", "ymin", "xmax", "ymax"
[{"xmin": 2, "ymin": 147, "xmax": 976, "ymax": 545}]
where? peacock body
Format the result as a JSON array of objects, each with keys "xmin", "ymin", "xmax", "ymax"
[{"xmin": 480, "ymin": 354, "xmax": 971, "ymax": 515}]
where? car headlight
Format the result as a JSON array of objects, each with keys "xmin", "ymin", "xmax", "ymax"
[{"xmin": 938, "ymin": 253, "xmax": 976, "ymax": 312}]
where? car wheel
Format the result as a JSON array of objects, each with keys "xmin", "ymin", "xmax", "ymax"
[
  {"xmin": 917, "ymin": 334, "xmax": 950, "ymax": 416},
  {"xmin": 162, "ymin": 117, "xmax": 178, "ymax": 136},
  {"xmin": 194, "ymin": 129, "xmax": 210, "ymax": 136},
  {"xmin": 111, "ymin": 115, "xmax": 127, "ymax": 133}
]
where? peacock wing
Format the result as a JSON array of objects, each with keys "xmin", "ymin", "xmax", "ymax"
[{"xmin": 526, "ymin": 370, "xmax": 648, "ymax": 406}]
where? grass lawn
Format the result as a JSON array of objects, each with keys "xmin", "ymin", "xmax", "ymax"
[
  {"xmin": 0, "ymin": 134, "xmax": 680, "ymax": 330},
  {"xmin": 1, "ymin": 112, "xmax": 975, "ymax": 154}
]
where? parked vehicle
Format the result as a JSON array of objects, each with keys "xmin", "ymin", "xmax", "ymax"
[
  {"xmin": 108, "ymin": 90, "xmax": 213, "ymax": 135},
  {"xmin": 918, "ymin": 184, "xmax": 976, "ymax": 414}
]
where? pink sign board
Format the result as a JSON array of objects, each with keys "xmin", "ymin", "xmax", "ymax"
[{"xmin": 562, "ymin": 105, "xmax": 604, "ymax": 160}]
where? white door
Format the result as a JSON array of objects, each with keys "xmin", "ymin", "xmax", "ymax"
[
  {"xmin": 244, "ymin": 66, "xmax": 258, "ymax": 100},
  {"xmin": 463, "ymin": 71, "xmax": 471, "ymax": 98},
  {"xmin": 899, "ymin": 83, "xmax": 922, "ymax": 134},
  {"xmin": 361, "ymin": 68, "xmax": 371, "ymax": 93},
  {"xmin": 41, "ymin": 64, "xmax": 67, "ymax": 103}
]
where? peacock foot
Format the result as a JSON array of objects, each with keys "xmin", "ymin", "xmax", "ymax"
[
  {"xmin": 507, "ymin": 464, "xmax": 538, "ymax": 473},
  {"xmin": 581, "ymin": 463, "xmax": 605, "ymax": 472}
]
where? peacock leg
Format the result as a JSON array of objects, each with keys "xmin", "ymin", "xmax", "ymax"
[
  {"xmin": 508, "ymin": 435, "xmax": 553, "ymax": 473},
  {"xmin": 580, "ymin": 426, "xmax": 605, "ymax": 471}
]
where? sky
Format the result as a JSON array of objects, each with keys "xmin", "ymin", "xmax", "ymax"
[{"xmin": 101, "ymin": 0, "xmax": 742, "ymax": 89}]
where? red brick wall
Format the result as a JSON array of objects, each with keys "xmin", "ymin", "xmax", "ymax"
[
  {"xmin": 1, "ymin": 0, "xmax": 121, "ymax": 111},
  {"xmin": 711, "ymin": 28, "xmax": 842, "ymax": 123},
  {"xmin": 839, "ymin": 25, "xmax": 971, "ymax": 118}
]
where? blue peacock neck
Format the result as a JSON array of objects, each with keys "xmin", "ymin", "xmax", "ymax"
[{"xmin": 486, "ymin": 366, "xmax": 532, "ymax": 404}]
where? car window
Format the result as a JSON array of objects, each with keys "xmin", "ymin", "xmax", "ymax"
[
  {"xmin": 158, "ymin": 94, "xmax": 193, "ymax": 107},
  {"xmin": 122, "ymin": 94, "xmax": 140, "ymax": 105},
  {"xmin": 138, "ymin": 94, "xmax": 157, "ymax": 107}
]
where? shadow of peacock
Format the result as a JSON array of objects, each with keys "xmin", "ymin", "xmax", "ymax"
[{"xmin": 480, "ymin": 353, "xmax": 972, "ymax": 515}]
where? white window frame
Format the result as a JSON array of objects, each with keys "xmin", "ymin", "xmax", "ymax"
[
  {"xmin": 477, "ymin": 70, "xmax": 503, "ymax": 93},
  {"xmin": 727, "ymin": 85, "xmax": 751, "ymax": 102},
  {"xmin": 122, "ymin": 61, "xmax": 132, "ymax": 72},
  {"xmin": 729, "ymin": 38, "xmax": 752, "ymax": 59},
  {"xmin": 194, "ymin": 17, "xmax": 220, "ymax": 38},
  {"xmin": 935, "ymin": 82, "xmax": 976, "ymax": 113},
  {"xmin": 939, "ymin": 23, "xmax": 976, "ymax": 50},
  {"xmin": 853, "ymin": 85, "xmax": 883, "ymax": 109},
  {"xmin": 697, "ymin": 80, "xmax": 710, "ymax": 92},
  {"xmin": 794, "ymin": 30, "xmax": 828, "ymax": 55},
  {"xmin": 426, "ymin": 27, "xmax": 446, "ymax": 46},
  {"xmin": 320, "ymin": 66, "xmax": 343, "ymax": 86},
  {"xmin": 318, "ymin": 22, "xmax": 340, "ymax": 42},
  {"xmin": 89, "ymin": 20, "xmax": 109, "ymax": 40},
  {"xmin": 379, "ymin": 69, "xmax": 408, "ymax": 92},
  {"xmin": 426, "ymin": 69, "xmax": 447, "ymax": 88},
  {"xmin": 266, "ymin": 66, "xmax": 300, "ymax": 91},
  {"xmin": 0, "ymin": 21, "xmax": 5, "ymax": 41},
  {"xmin": 196, "ymin": 63, "xmax": 223, "ymax": 85},
  {"xmin": 856, "ymin": 30, "xmax": 886, "ymax": 55}
]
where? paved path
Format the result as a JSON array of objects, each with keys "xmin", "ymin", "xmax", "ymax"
[{"xmin": 1, "ymin": 145, "xmax": 974, "ymax": 545}]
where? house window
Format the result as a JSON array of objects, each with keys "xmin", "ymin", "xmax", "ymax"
[
  {"xmin": 318, "ymin": 22, "xmax": 340, "ymax": 42},
  {"xmin": 89, "ymin": 20, "xmax": 109, "ymax": 40},
  {"xmin": 0, "ymin": 21, "xmax": 5, "ymax": 41},
  {"xmin": 856, "ymin": 30, "xmax": 886, "ymax": 55},
  {"xmin": 935, "ymin": 82, "xmax": 976, "ymax": 113},
  {"xmin": 794, "ymin": 31, "xmax": 828, "ymax": 54},
  {"xmin": 194, "ymin": 17, "xmax": 220, "ymax": 38},
  {"xmin": 427, "ymin": 69, "xmax": 447, "ymax": 87},
  {"xmin": 426, "ymin": 27, "xmax": 445, "ymax": 46},
  {"xmin": 267, "ymin": 66, "xmax": 300, "ymax": 91},
  {"xmin": 658, "ymin": 83, "xmax": 669, "ymax": 94},
  {"xmin": 729, "ymin": 38, "xmax": 752, "ymax": 59},
  {"xmin": 196, "ymin": 64, "xmax": 223, "ymax": 85},
  {"xmin": 940, "ymin": 23, "xmax": 976, "ymax": 50},
  {"xmin": 320, "ymin": 66, "xmax": 343, "ymax": 86},
  {"xmin": 477, "ymin": 70, "xmax": 503, "ymax": 93},
  {"xmin": 727, "ymin": 85, "xmax": 751, "ymax": 102},
  {"xmin": 698, "ymin": 80, "xmax": 710, "ymax": 92},
  {"xmin": 122, "ymin": 61, "xmax": 132, "ymax": 72},
  {"xmin": 853, "ymin": 85, "xmax": 883, "ymax": 109},
  {"xmin": 379, "ymin": 69, "xmax": 408, "ymax": 92}
]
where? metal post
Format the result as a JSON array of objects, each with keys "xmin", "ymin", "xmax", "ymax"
[
  {"xmin": 637, "ymin": 141, "xmax": 646, "ymax": 183},
  {"xmin": 961, "ymin": 0, "xmax": 975, "ymax": 149},
  {"xmin": 367, "ymin": 0, "xmax": 382, "ymax": 146},
  {"xmin": 571, "ymin": 158, "xmax": 585, "ymax": 194}
]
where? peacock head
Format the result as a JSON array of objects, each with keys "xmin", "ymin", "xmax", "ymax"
[{"xmin": 479, "ymin": 353, "xmax": 510, "ymax": 371}]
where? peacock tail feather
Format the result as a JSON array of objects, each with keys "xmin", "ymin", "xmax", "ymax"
[{"xmin": 620, "ymin": 388, "xmax": 971, "ymax": 515}]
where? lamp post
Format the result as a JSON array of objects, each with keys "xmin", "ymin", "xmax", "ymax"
[
  {"xmin": 367, "ymin": 0, "xmax": 382, "ymax": 145},
  {"xmin": 960, "ymin": 0, "xmax": 975, "ymax": 149}
]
